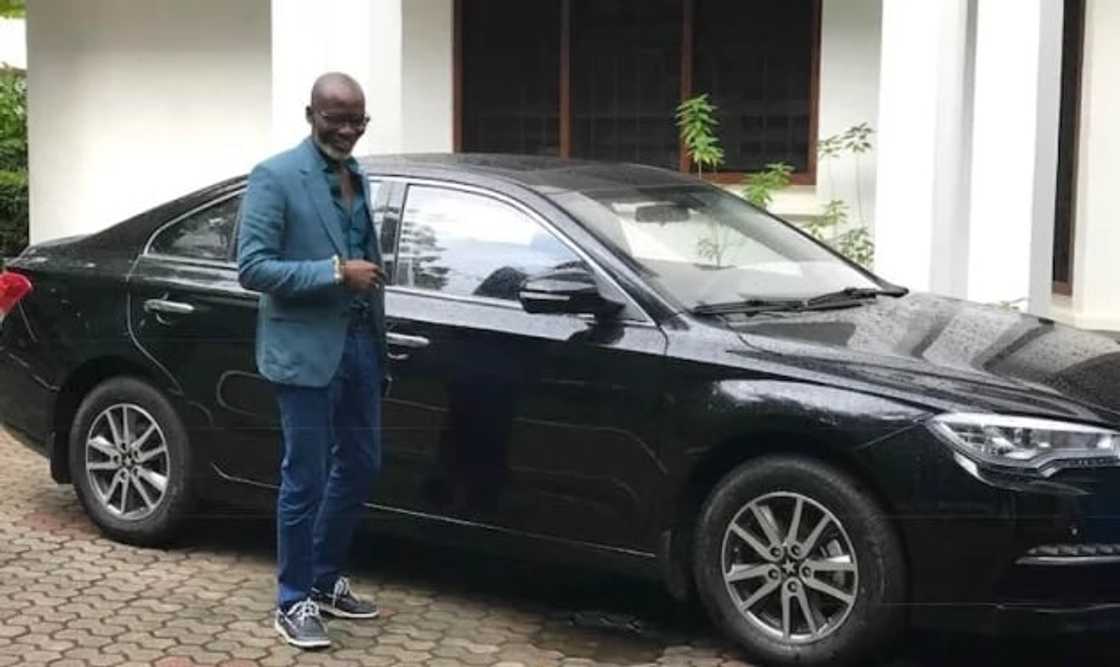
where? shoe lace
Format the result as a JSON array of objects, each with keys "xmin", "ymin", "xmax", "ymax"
[
  {"xmin": 332, "ymin": 576, "xmax": 352, "ymax": 602},
  {"xmin": 288, "ymin": 599, "xmax": 321, "ymax": 624}
]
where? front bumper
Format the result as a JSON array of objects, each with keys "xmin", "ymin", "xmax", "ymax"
[{"xmin": 862, "ymin": 424, "xmax": 1120, "ymax": 634}]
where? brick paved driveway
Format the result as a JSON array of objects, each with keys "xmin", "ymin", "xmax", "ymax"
[{"xmin": 2, "ymin": 427, "xmax": 1118, "ymax": 667}]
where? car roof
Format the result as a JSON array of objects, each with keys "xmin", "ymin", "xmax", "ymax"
[{"xmin": 357, "ymin": 153, "xmax": 700, "ymax": 194}]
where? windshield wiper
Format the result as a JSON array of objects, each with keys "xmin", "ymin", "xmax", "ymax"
[
  {"xmin": 692, "ymin": 285, "xmax": 908, "ymax": 317},
  {"xmin": 691, "ymin": 298, "xmax": 806, "ymax": 316},
  {"xmin": 804, "ymin": 285, "xmax": 909, "ymax": 306}
]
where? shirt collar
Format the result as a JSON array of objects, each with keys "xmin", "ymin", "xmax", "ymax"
[{"xmin": 309, "ymin": 137, "xmax": 362, "ymax": 175}]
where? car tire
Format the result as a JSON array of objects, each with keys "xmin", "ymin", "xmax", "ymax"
[
  {"xmin": 693, "ymin": 456, "xmax": 906, "ymax": 667},
  {"xmin": 68, "ymin": 376, "xmax": 194, "ymax": 546}
]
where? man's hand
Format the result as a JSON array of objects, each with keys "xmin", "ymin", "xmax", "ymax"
[{"xmin": 341, "ymin": 260, "xmax": 385, "ymax": 291}]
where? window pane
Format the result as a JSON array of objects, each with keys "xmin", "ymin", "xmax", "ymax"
[
  {"xmin": 396, "ymin": 186, "xmax": 579, "ymax": 302},
  {"xmin": 571, "ymin": 0, "xmax": 682, "ymax": 169},
  {"xmin": 150, "ymin": 196, "xmax": 240, "ymax": 261},
  {"xmin": 462, "ymin": 0, "xmax": 561, "ymax": 156},
  {"xmin": 694, "ymin": 0, "xmax": 816, "ymax": 173}
]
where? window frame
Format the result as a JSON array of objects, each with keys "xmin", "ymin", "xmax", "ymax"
[
  {"xmin": 387, "ymin": 178, "xmax": 654, "ymax": 325},
  {"xmin": 143, "ymin": 190, "xmax": 244, "ymax": 267},
  {"xmin": 1052, "ymin": 0, "xmax": 1086, "ymax": 296},
  {"xmin": 453, "ymin": 0, "xmax": 822, "ymax": 186}
]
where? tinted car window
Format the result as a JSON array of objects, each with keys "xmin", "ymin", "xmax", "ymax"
[
  {"xmin": 396, "ymin": 186, "xmax": 578, "ymax": 301},
  {"xmin": 149, "ymin": 195, "xmax": 241, "ymax": 262}
]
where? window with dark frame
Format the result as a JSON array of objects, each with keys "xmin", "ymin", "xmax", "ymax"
[
  {"xmin": 1052, "ymin": 0, "xmax": 1085, "ymax": 295},
  {"xmin": 456, "ymin": 0, "xmax": 821, "ymax": 182}
]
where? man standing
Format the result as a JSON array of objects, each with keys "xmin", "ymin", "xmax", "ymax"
[{"xmin": 237, "ymin": 72, "xmax": 387, "ymax": 649}]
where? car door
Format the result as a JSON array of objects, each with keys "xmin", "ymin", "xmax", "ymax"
[
  {"xmin": 378, "ymin": 181, "xmax": 668, "ymax": 550},
  {"xmin": 129, "ymin": 182, "xmax": 400, "ymax": 495},
  {"xmin": 126, "ymin": 191, "xmax": 274, "ymax": 485}
]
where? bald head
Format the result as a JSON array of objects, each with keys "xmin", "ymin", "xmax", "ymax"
[
  {"xmin": 310, "ymin": 72, "xmax": 364, "ymax": 108},
  {"xmin": 306, "ymin": 72, "xmax": 368, "ymax": 162}
]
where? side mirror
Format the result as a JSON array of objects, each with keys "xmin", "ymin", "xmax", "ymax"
[{"xmin": 519, "ymin": 266, "xmax": 623, "ymax": 318}]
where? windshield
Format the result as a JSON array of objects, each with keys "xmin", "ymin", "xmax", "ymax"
[{"xmin": 553, "ymin": 185, "xmax": 880, "ymax": 310}]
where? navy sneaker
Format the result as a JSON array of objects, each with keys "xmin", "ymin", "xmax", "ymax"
[
  {"xmin": 274, "ymin": 599, "xmax": 330, "ymax": 649},
  {"xmin": 311, "ymin": 576, "xmax": 380, "ymax": 619}
]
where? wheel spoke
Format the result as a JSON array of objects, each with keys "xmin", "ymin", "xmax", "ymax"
[
  {"xmin": 802, "ymin": 515, "xmax": 831, "ymax": 554},
  {"xmin": 730, "ymin": 522, "xmax": 776, "ymax": 562},
  {"xmin": 136, "ymin": 444, "xmax": 168, "ymax": 465},
  {"xmin": 130, "ymin": 423, "xmax": 158, "ymax": 453},
  {"xmin": 121, "ymin": 406, "xmax": 132, "ymax": 447},
  {"xmin": 806, "ymin": 557, "xmax": 856, "ymax": 574},
  {"xmin": 739, "ymin": 577, "xmax": 781, "ymax": 612},
  {"xmin": 795, "ymin": 586, "xmax": 819, "ymax": 635},
  {"xmin": 136, "ymin": 467, "xmax": 168, "ymax": 494},
  {"xmin": 751, "ymin": 503, "xmax": 783, "ymax": 547},
  {"xmin": 781, "ymin": 587, "xmax": 793, "ymax": 639},
  {"xmin": 803, "ymin": 576, "xmax": 855, "ymax": 605},
  {"xmin": 118, "ymin": 472, "xmax": 133, "ymax": 514},
  {"xmin": 726, "ymin": 563, "xmax": 772, "ymax": 583},
  {"xmin": 132, "ymin": 472, "xmax": 157, "ymax": 510},
  {"xmin": 785, "ymin": 497, "xmax": 804, "ymax": 546},
  {"xmin": 98, "ymin": 473, "xmax": 122, "ymax": 507},
  {"xmin": 87, "ymin": 461, "xmax": 119, "ymax": 472},
  {"xmin": 106, "ymin": 408, "xmax": 123, "ymax": 448},
  {"xmin": 87, "ymin": 435, "xmax": 117, "ymax": 459}
]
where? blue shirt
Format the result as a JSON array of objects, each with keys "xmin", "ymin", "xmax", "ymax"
[
  {"xmin": 314, "ymin": 149, "xmax": 370, "ymax": 262},
  {"xmin": 312, "ymin": 143, "xmax": 373, "ymax": 314}
]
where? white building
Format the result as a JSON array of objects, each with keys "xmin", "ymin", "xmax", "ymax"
[{"xmin": 21, "ymin": 0, "xmax": 1120, "ymax": 331}]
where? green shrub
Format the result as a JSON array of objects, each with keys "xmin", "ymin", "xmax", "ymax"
[{"xmin": 0, "ymin": 67, "xmax": 26, "ymax": 258}]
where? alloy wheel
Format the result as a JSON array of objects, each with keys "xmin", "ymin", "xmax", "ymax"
[
  {"xmin": 721, "ymin": 491, "xmax": 859, "ymax": 644},
  {"xmin": 83, "ymin": 402, "xmax": 170, "ymax": 520}
]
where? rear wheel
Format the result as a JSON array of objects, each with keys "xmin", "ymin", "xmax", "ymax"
[
  {"xmin": 68, "ymin": 376, "xmax": 194, "ymax": 546},
  {"xmin": 693, "ymin": 456, "xmax": 906, "ymax": 666}
]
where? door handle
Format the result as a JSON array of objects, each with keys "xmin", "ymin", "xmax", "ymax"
[
  {"xmin": 387, "ymin": 333, "xmax": 429, "ymax": 349},
  {"xmin": 144, "ymin": 299, "xmax": 195, "ymax": 315},
  {"xmin": 386, "ymin": 332, "xmax": 429, "ymax": 361}
]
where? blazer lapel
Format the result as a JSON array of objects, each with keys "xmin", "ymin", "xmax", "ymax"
[{"xmin": 300, "ymin": 160, "xmax": 346, "ymax": 258}]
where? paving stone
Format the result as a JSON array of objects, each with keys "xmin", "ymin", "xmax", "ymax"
[{"xmin": 0, "ymin": 426, "xmax": 763, "ymax": 666}]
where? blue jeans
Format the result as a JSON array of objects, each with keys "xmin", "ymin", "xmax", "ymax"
[{"xmin": 274, "ymin": 326, "xmax": 382, "ymax": 611}]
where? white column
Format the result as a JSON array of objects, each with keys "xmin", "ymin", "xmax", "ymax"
[
  {"xmin": 270, "ymin": 0, "xmax": 452, "ymax": 156},
  {"xmin": 401, "ymin": 0, "xmax": 454, "ymax": 153},
  {"xmin": 271, "ymin": 0, "xmax": 379, "ymax": 154},
  {"xmin": 965, "ymin": 0, "xmax": 1062, "ymax": 315},
  {"xmin": 1065, "ymin": 0, "xmax": 1120, "ymax": 330},
  {"xmin": 873, "ymin": 0, "xmax": 974, "ymax": 295}
]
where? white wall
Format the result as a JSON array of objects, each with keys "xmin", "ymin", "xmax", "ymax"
[
  {"xmin": 1055, "ymin": 0, "xmax": 1120, "ymax": 330},
  {"xmin": 770, "ymin": 0, "xmax": 882, "ymax": 224},
  {"xmin": 27, "ymin": 0, "xmax": 272, "ymax": 243},
  {"xmin": 0, "ymin": 18, "xmax": 25, "ymax": 69},
  {"xmin": 816, "ymin": 0, "xmax": 881, "ymax": 226}
]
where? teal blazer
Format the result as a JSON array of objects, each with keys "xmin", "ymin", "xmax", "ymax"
[{"xmin": 236, "ymin": 138, "xmax": 388, "ymax": 387}]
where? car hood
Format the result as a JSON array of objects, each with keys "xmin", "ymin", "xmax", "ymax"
[{"xmin": 726, "ymin": 293, "xmax": 1120, "ymax": 426}]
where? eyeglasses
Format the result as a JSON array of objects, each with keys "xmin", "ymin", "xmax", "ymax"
[{"xmin": 314, "ymin": 110, "xmax": 370, "ymax": 129}]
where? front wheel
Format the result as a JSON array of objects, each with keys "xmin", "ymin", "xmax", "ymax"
[
  {"xmin": 693, "ymin": 456, "xmax": 906, "ymax": 666},
  {"xmin": 68, "ymin": 376, "xmax": 194, "ymax": 546}
]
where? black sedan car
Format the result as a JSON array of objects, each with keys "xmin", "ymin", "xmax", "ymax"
[{"xmin": 2, "ymin": 155, "xmax": 1120, "ymax": 666}]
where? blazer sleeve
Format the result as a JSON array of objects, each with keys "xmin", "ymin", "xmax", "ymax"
[{"xmin": 236, "ymin": 164, "xmax": 337, "ymax": 297}]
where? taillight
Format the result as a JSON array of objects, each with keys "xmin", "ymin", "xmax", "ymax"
[{"xmin": 0, "ymin": 271, "xmax": 32, "ymax": 323}]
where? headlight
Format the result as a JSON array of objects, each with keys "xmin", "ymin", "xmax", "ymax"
[{"xmin": 928, "ymin": 413, "xmax": 1120, "ymax": 476}]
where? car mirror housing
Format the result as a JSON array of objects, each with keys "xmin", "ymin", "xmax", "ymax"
[{"xmin": 518, "ymin": 266, "xmax": 623, "ymax": 318}]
